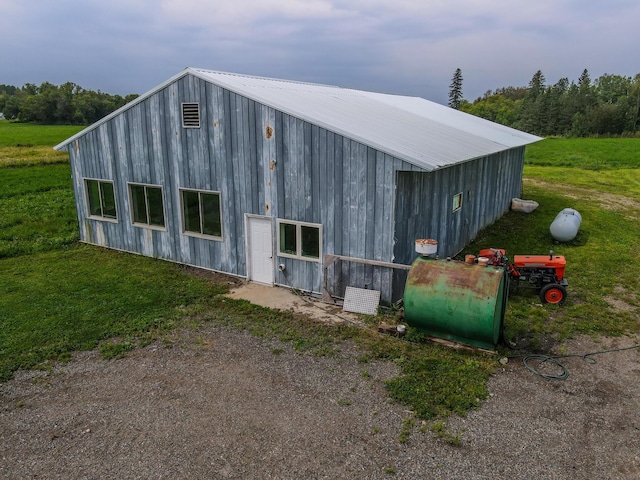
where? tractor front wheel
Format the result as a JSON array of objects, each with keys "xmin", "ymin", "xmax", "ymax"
[{"xmin": 540, "ymin": 284, "xmax": 566, "ymax": 305}]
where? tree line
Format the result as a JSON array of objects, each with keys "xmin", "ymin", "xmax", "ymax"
[
  {"xmin": 449, "ymin": 69, "xmax": 640, "ymax": 137},
  {"xmin": 3, "ymin": 72, "xmax": 640, "ymax": 136},
  {"xmin": 0, "ymin": 82, "xmax": 138, "ymax": 125}
]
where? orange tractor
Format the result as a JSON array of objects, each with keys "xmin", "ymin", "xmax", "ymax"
[{"xmin": 478, "ymin": 248, "xmax": 568, "ymax": 305}]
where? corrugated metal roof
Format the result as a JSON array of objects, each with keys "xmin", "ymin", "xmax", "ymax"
[{"xmin": 55, "ymin": 67, "xmax": 541, "ymax": 170}]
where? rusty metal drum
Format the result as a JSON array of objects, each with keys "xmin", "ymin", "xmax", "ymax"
[{"xmin": 403, "ymin": 256, "xmax": 508, "ymax": 350}]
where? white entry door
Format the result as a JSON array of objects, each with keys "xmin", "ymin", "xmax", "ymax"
[{"xmin": 246, "ymin": 216, "xmax": 274, "ymax": 285}]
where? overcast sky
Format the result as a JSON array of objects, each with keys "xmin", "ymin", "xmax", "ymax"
[{"xmin": 1, "ymin": 0, "xmax": 639, "ymax": 105}]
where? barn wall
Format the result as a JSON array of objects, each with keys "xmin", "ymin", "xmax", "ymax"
[
  {"xmin": 68, "ymin": 75, "xmax": 259, "ymax": 277},
  {"xmin": 391, "ymin": 147, "xmax": 525, "ymax": 299},
  {"xmin": 65, "ymin": 73, "xmax": 420, "ymax": 302},
  {"xmin": 271, "ymin": 118, "xmax": 419, "ymax": 301}
]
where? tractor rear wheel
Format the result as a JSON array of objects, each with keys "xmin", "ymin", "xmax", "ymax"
[{"xmin": 540, "ymin": 284, "xmax": 566, "ymax": 305}]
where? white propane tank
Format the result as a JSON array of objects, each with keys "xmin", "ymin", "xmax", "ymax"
[{"xmin": 550, "ymin": 208, "xmax": 582, "ymax": 242}]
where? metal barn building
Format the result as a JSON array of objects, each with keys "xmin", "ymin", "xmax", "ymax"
[{"xmin": 55, "ymin": 68, "xmax": 540, "ymax": 303}]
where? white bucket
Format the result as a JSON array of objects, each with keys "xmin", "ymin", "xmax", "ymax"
[
  {"xmin": 415, "ymin": 239, "xmax": 438, "ymax": 255},
  {"xmin": 477, "ymin": 256, "xmax": 490, "ymax": 267}
]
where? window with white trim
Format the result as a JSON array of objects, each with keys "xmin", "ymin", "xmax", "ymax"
[
  {"xmin": 128, "ymin": 183, "xmax": 166, "ymax": 228},
  {"xmin": 181, "ymin": 103, "xmax": 200, "ymax": 128},
  {"xmin": 85, "ymin": 179, "xmax": 117, "ymax": 220},
  {"xmin": 452, "ymin": 192, "xmax": 463, "ymax": 213},
  {"xmin": 277, "ymin": 219, "xmax": 322, "ymax": 261},
  {"xmin": 180, "ymin": 189, "xmax": 222, "ymax": 239}
]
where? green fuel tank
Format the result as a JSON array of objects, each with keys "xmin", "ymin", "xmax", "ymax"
[{"xmin": 403, "ymin": 256, "xmax": 508, "ymax": 350}]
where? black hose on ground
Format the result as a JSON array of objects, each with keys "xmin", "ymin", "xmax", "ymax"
[{"xmin": 504, "ymin": 344, "xmax": 640, "ymax": 380}]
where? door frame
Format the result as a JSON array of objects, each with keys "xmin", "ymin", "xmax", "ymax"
[{"xmin": 244, "ymin": 214, "xmax": 274, "ymax": 285}]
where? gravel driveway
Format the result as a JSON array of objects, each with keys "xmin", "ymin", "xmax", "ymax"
[{"xmin": 1, "ymin": 325, "xmax": 639, "ymax": 479}]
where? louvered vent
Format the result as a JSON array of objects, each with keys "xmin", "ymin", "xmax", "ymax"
[{"xmin": 182, "ymin": 103, "xmax": 200, "ymax": 128}]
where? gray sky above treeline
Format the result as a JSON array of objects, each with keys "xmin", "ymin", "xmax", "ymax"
[{"xmin": 2, "ymin": 0, "xmax": 638, "ymax": 104}]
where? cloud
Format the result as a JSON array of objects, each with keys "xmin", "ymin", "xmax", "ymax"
[
  {"xmin": 0, "ymin": 0, "xmax": 638, "ymax": 104},
  {"xmin": 158, "ymin": 0, "xmax": 346, "ymax": 31}
]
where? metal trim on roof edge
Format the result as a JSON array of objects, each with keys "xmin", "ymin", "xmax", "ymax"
[{"xmin": 54, "ymin": 67, "xmax": 541, "ymax": 172}]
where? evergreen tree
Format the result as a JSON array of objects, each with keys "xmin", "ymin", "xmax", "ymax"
[
  {"xmin": 577, "ymin": 68, "xmax": 596, "ymax": 113},
  {"xmin": 547, "ymin": 77, "xmax": 570, "ymax": 135},
  {"xmin": 578, "ymin": 68, "xmax": 591, "ymax": 91},
  {"xmin": 446, "ymin": 68, "xmax": 640, "ymax": 136},
  {"xmin": 519, "ymin": 70, "xmax": 547, "ymax": 134},
  {"xmin": 448, "ymin": 68, "xmax": 464, "ymax": 109},
  {"xmin": 527, "ymin": 70, "xmax": 546, "ymax": 99}
]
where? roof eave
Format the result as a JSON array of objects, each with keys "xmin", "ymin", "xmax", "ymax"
[{"xmin": 54, "ymin": 67, "xmax": 543, "ymax": 171}]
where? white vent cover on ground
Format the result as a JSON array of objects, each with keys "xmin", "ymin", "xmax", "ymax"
[{"xmin": 343, "ymin": 286, "xmax": 381, "ymax": 316}]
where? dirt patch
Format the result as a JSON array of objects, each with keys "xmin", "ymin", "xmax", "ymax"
[
  {"xmin": 226, "ymin": 283, "xmax": 366, "ymax": 326},
  {"xmin": 605, "ymin": 296, "xmax": 638, "ymax": 313},
  {"xmin": 2, "ymin": 323, "xmax": 640, "ymax": 479},
  {"xmin": 523, "ymin": 178, "xmax": 640, "ymax": 220}
]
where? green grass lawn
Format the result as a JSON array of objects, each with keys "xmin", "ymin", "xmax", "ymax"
[
  {"xmin": 461, "ymin": 137, "xmax": 640, "ymax": 346},
  {"xmin": 0, "ymin": 163, "xmax": 78, "ymax": 257},
  {"xmin": 1, "ymin": 127, "xmax": 639, "ymax": 426},
  {"xmin": 525, "ymin": 137, "xmax": 640, "ymax": 169},
  {"xmin": 464, "ymin": 180, "xmax": 640, "ymax": 342},
  {"xmin": 0, "ymin": 245, "xmax": 227, "ymax": 381},
  {"xmin": 524, "ymin": 166, "xmax": 640, "ymax": 201},
  {"xmin": 0, "ymin": 121, "xmax": 82, "ymax": 166},
  {"xmin": 0, "ymin": 121, "xmax": 84, "ymax": 146}
]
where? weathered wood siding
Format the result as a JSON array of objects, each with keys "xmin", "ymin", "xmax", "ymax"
[
  {"xmin": 391, "ymin": 147, "xmax": 525, "ymax": 300},
  {"xmin": 65, "ymin": 73, "xmax": 423, "ymax": 302}
]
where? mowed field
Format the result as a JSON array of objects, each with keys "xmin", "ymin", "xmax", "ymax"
[{"xmin": 1, "ymin": 120, "xmax": 640, "ymax": 417}]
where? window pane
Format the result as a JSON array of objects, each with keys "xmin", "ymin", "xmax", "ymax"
[
  {"xmin": 301, "ymin": 225, "xmax": 320, "ymax": 259},
  {"xmin": 453, "ymin": 193, "xmax": 462, "ymax": 212},
  {"xmin": 279, "ymin": 222, "xmax": 297, "ymax": 255},
  {"xmin": 100, "ymin": 182, "xmax": 117, "ymax": 219},
  {"xmin": 130, "ymin": 185, "xmax": 148, "ymax": 224},
  {"xmin": 182, "ymin": 190, "xmax": 201, "ymax": 233},
  {"xmin": 146, "ymin": 187, "xmax": 165, "ymax": 227},
  {"xmin": 86, "ymin": 180, "xmax": 102, "ymax": 216},
  {"xmin": 201, "ymin": 193, "xmax": 222, "ymax": 237}
]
